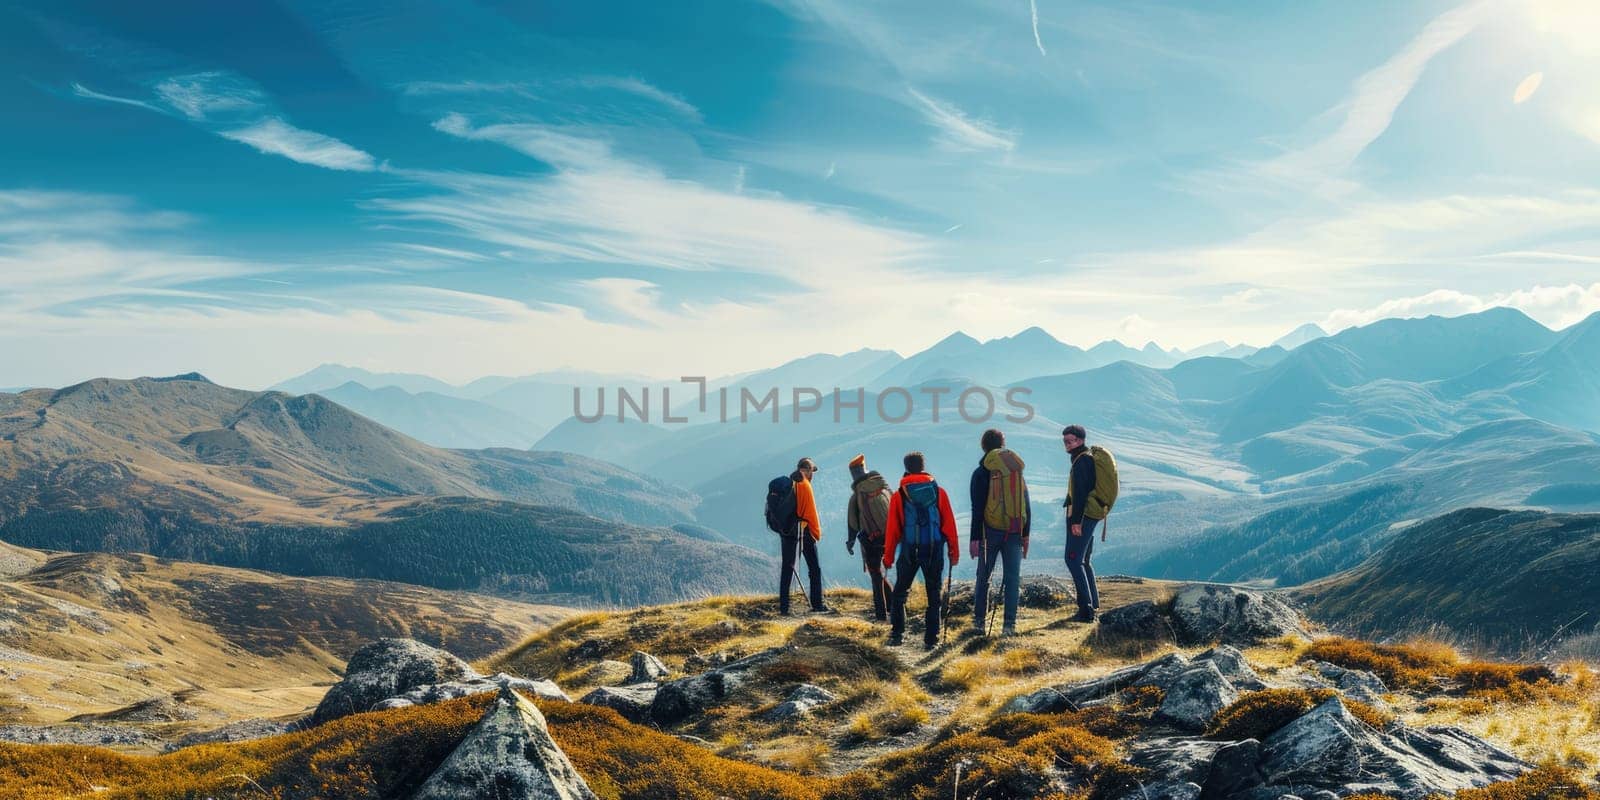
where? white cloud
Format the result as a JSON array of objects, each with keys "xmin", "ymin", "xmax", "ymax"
[
  {"xmin": 1324, "ymin": 282, "xmax": 1600, "ymax": 332},
  {"xmin": 221, "ymin": 118, "xmax": 379, "ymax": 172},
  {"xmin": 154, "ymin": 72, "xmax": 265, "ymax": 121},
  {"xmin": 1259, "ymin": 0, "xmax": 1493, "ymax": 190},
  {"xmin": 71, "ymin": 83, "xmax": 161, "ymax": 113},
  {"xmin": 570, "ymin": 76, "xmax": 702, "ymax": 121},
  {"xmin": 1513, "ymin": 72, "xmax": 1544, "ymax": 104},
  {"xmin": 906, "ymin": 88, "xmax": 1016, "ymax": 152},
  {"xmin": 1030, "ymin": 0, "xmax": 1047, "ymax": 57},
  {"xmin": 432, "ymin": 113, "xmax": 612, "ymax": 169}
]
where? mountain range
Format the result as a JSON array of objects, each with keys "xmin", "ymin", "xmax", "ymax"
[{"xmin": 0, "ymin": 375, "xmax": 771, "ymax": 605}]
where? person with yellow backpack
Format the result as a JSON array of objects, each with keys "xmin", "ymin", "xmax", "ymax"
[
  {"xmin": 1062, "ymin": 424, "xmax": 1118, "ymax": 623},
  {"xmin": 970, "ymin": 428, "xmax": 1031, "ymax": 637}
]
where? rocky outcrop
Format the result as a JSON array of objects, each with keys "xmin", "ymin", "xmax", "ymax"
[
  {"xmin": 761, "ymin": 684, "xmax": 838, "ymax": 722},
  {"xmin": 1152, "ymin": 662, "xmax": 1239, "ymax": 731},
  {"xmin": 650, "ymin": 645, "xmax": 789, "ymax": 725},
  {"xmin": 311, "ymin": 638, "xmax": 567, "ymax": 725},
  {"xmin": 1099, "ymin": 600, "xmax": 1172, "ymax": 640},
  {"xmin": 1195, "ymin": 645, "xmax": 1266, "ymax": 691},
  {"xmin": 1170, "ymin": 585, "xmax": 1306, "ymax": 646},
  {"xmin": 1302, "ymin": 659, "xmax": 1387, "ymax": 703},
  {"xmin": 413, "ymin": 685, "xmax": 599, "ymax": 800},
  {"xmin": 311, "ymin": 638, "xmax": 476, "ymax": 725},
  {"xmin": 1116, "ymin": 696, "xmax": 1529, "ymax": 800},
  {"xmin": 629, "ymin": 651, "xmax": 669, "ymax": 684},
  {"xmin": 579, "ymin": 685, "xmax": 658, "ymax": 724},
  {"xmin": 373, "ymin": 674, "xmax": 568, "ymax": 711}
]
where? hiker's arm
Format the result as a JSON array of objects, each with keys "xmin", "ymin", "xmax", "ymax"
[
  {"xmin": 846, "ymin": 496, "xmax": 860, "ymax": 546},
  {"xmin": 1022, "ymin": 484, "xmax": 1032, "ymax": 538},
  {"xmin": 795, "ymin": 480, "xmax": 822, "ymax": 540},
  {"xmin": 938, "ymin": 489, "xmax": 960, "ymax": 566},
  {"xmin": 968, "ymin": 465, "xmax": 986, "ymax": 543},
  {"xmin": 1068, "ymin": 457, "xmax": 1094, "ymax": 526}
]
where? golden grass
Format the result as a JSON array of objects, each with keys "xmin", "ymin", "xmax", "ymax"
[
  {"xmin": 1303, "ymin": 637, "xmax": 1563, "ymax": 701},
  {"xmin": 1452, "ymin": 764, "xmax": 1600, "ymax": 799},
  {"xmin": 1205, "ymin": 688, "xmax": 1394, "ymax": 741},
  {"xmin": 827, "ymin": 719, "xmax": 1118, "ymax": 800},
  {"xmin": 847, "ymin": 676, "xmax": 932, "ymax": 741}
]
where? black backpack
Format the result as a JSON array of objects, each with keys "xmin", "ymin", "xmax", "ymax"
[{"xmin": 764, "ymin": 475, "xmax": 798, "ymax": 536}]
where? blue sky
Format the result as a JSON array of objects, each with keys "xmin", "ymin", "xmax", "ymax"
[{"xmin": 3, "ymin": 0, "xmax": 1600, "ymax": 388}]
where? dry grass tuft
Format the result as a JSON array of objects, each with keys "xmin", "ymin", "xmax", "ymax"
[
  {"xmin": 1303, "ymin": 637, "xmax": 1564, "ymax": 701},
  {"xmin": 1452, "ymin": 764, "xmax": 1600, "ymax": 799},
  {"xmin": 827, "ymin": 719, "xmax": 1118, "ymax": 800},
  {"xmin": 847, "ymin": 676, "xmax": 931, "ymax": 741},
  {"xmin": 1206, "ymin": 688, "xmax": 1393, "ymax": 741}
]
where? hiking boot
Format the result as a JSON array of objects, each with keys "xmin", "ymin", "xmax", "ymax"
[
  {"xmin": 922, "ymin": 640, "xmax": 938, "ymax": 652},
  {"xmin": 887, "ymin": 632, "xmax": 904, "ymax": 647},
  {"xmin": 1073, "ymin": 608, "xmax": 1097, "ymax": 623},
  {"xmin": 811, "ymin": 605, "xmax": 839, "ymax": 615},
  {"xmin": 1001, "ymin": 625, "xmax": 1018, "ymax": 637}
]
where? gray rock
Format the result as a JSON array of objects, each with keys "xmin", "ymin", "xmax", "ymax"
[
  {"xmin": 650, "ymin": 645, "xmax": 789, "ymax": 725},
  {"xmin": 170, "ymin": 718, "xmax": 292, "ymax": 750},
  {"xmin": 583, "ymin": 660, "xmax": 633, "ymax": 687},
  {"xmin": 0, "ymin": 723, "xmax": 161, "ymax": 748},
  {"xmin": 1128, "ymin": 737, "xmax": 1231, "ymax": 786},
  {"xmin": 1132, "ymin": 652, "xmax": 1193, "ymax": 689},
  {"xmin": 1099, "ymin": 600, "xmax": 1172, "ymax": 640},
  {"xmin": 1256, "ymin": 697, "xmax": 1530, "ymax": 798},
  {"xmin": 310, "ymin": 638, "xmax": 476, "ymax": 725},
  {"xmin": 1152, "ymin": 662, "xmax": 1239, "ymax": 731},
  {"xmin": 761, "ymin": 683, "xmax": 838, "ymax": 721},
  {"xmin": 1018, "ymin": 575, "xmax": 1074, "ymax": 609},
  {"xmin": 1169, "ymin": 584, "xmax": 1306, "ymax": 646},
  {"xmin": 1114, "ymin": 781, "xmax": 1202, "ymax": 800},
  {"xmin": 373, "ymin": 674, "xmax": 569, "ymax": 711},
  {"xmin": 1201, "ymin": 738, "xmax": 1261, "ymax": 797},
  {"xmin": 1193, "ymin": 645, "xmax": 1267, "ymax": 691},
  {"xmin": 629, "ymin": 651, "xmax": 669, "ymax": 684},
  {"xmin": 413, "ymin": 685, "xmax": 599, "ymax": 800},
  {"xmin": 1304, "ymin": 659, "xmax": 1387, "ymax": 703},
  {"xmin": 580, "ymin": 684, "xmax": 658, "ymax": 724}
]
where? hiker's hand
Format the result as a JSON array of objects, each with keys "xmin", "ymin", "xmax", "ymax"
[
  {"xmin": 846, "ymin": 541, "xmax": 855, "ymax": 555},
  {"xmin": 969, "ymin": 540, "xmax": 980, "ymax": 559},
  {"xmin": 1022, "ymin": 537, "xmax": 1030, "ymax": 558},
  {"xmin": 1071, "ymin": 523, "xmax": 1083, "ymax": 537}
]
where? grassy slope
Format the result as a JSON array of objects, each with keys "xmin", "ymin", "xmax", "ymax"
[{"xmin": 0, "ymin": 543, "xmax": 568, "ymax": 729}]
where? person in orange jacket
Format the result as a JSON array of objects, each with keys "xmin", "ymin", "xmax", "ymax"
[
  {"xmin": 882, "ymin": 451, "xmax": 960, "ymax": 649},
  {"xmin": 780, "ymin": 457, "xmax": 829, "ymax": 615}
]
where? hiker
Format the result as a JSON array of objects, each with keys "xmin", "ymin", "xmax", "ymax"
[
  {"xmin": 846, "ymin": 454, "xmax": 892, "ymax": 621},
  {"xmin": 971, "ymin": 428, "xmax": 1031, "ymax": 636},
  {"xmin": 883, "ymin": 451, "xmax": 960, "ymax": 650},
  {"xmin": 1062, "ymin": 424, "xmax": 1118, "ymax": 622},
  {"xmin": 778, "ymin": 457, "xmax": 828, "ymax": 615}
]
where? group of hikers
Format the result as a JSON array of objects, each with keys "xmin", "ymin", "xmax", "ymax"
[{"xmin": 764, "ymin": 425, "xmax": 1119, "ymax": 651}]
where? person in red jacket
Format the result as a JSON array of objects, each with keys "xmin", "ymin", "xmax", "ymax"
[{"xmin": 882, "ymin": 451, "xmax": 960, "ymax": 649}]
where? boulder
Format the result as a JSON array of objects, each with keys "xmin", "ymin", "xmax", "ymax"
[
  {"xmin": 1201, "ymin": 738, "xmax": 1262, "ymax": 797},
  {"xmin": 650, "ymin": 646, "xmax": 789, "ymax": 725},
  {"xmin": 1255, "ymin": 697, "xmax": 1529, "ymax": 798},
  {"xmin": 413, "ymin": 685, "xmax": 599, "ymax": 800},
  {"xmin": 1132, "ymin": 652, "xmax": 1193, "ymax": 689},
  {"xmin": 580, "ymin": 660, "xmax": 634, "ymax": 687},
  {"xmin": 1002, "ymin": 663, "xmax": 1145, "ymax": 714},
  {"xmin": 373, "ymin": 674, "xmax": 569, "ymax": 711},
  {"xmin": 629, "ymin": 651, "xmax": 669, "ymax": 684},
  {"xmin": 1018, "ymin": 575, "xmax": 1074, "ymax": 609},
  {"xmin": 1128, "ymin": 737, "xmax": 1231, "ymax": 786},
  {"xmin": 311, "ymin": 638, "xmax": 475, "ymax": 725},
  {"xmin": 1193, "ymin": 645, "xmax": 1267, "ymax": 691},
  {"xmin": 1304, "ymin": 659, "xmax": 1387, "ymax": 703},
  {"xmin": 761, "ymin": 684, "xmax": 838, "ymax": 721},
  {"xmin": 580, "ymin": 685, "xmax": 658, "ymax": 724},
  {"xmin": 1169, "ymin": 584, "xmax": 1307, "ymax": 646},
  {"xmin": 1152, "ymin": 662, "xmax": 1239, "ymax": 731},
  {"xmin": 1099, "ymin": 600, "xmax": 1172, "ymax": 641}
]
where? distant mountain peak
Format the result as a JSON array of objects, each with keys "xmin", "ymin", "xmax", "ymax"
[
  {"xmin": 1009, "ymin": 325, "xmax": 1061, "ymax": 344},
  {"xmin": 928, "ymin": 331, "xmax": 981, "ymax": 351},
  {"xmin": 1271, "ymin": 323, "xmax": 1327, "ymax": 351},
  {"xmin": 151, "ymin": 372, "xmax": 213, "ymax": 384}
]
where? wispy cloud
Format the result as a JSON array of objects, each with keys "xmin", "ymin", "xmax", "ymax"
[
  {"xmin": 71, "ymin": 70, "xmax": 378, "ymax": 172},
  {"xmin": 906, "ymin": 88, "xmax": 1016, "ymax": 152},
  {"xmin": 1029, "ymin": 0, "xmax": 1047, "ymax": 57},
  {"xmin": 71, "ymin": 83, "xmax": 161, "ymax": 113},
  {"xmin": 1259, "ymin": 0, "xmax": 1493, "ymax": 190},
  {"xmin": 399, "ymin": 75, "xmax": 700, "ymax": 120},
  {"xmin": 570, "ymin": 76, "xmax": 701, "ymax": 121},
  {"xmin": 221, "ymin": 118, "xmax": 379, "ymax": 172},
  {"xmin": 393, "ymin": 243, "xmax": 491, "ymax": 261}
]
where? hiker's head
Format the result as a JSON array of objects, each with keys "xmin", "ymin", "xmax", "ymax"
[
  {"xmin": 1062, "ymin": 425, "xmax": 1086, "ymax": 451},
  {"xmin": 848, "ymin": 454, "xmax": 867, "ymax": 482},
  {"xmin": 981, "ymin": 428, "xmax": 1005, "ymax": 452},
  {"xmin": 903, "ymin": 451, "xmax": 926, "ymax": 474},
  {"xmin": 796, "ymin": 457, "xmax": 819, "ymax": 479}
]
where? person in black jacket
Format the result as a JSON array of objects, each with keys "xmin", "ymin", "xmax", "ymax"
[
  {"xmin": 1062, "ymin": 424, "xmax": 1099, "ymax": 622},
  {"xmin": 970, "ymin": 428, "xmax": 1031, "ymax": 636}
]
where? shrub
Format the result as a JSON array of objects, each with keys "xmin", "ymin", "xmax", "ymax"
[
  {"xmin": 1206, "ymin": 689, "xmax": 1393, "ymax": 741},
  {"xmin": 1303, "ymin": 637, "xmax": 1564, "ymax": 700},
  {"xmin": 826, "ymin": 722, "xmax": 1118, "ymax": 800},
  {"xmin": 1453, "ymin": 764, "xmax": 1600, "ymax": 800}
]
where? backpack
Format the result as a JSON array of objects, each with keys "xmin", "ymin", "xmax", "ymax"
[
  {"xmin": 1067, "ymin": 446, "xmax": 1120, "ymax": 523},
  {"xmin": 852, "ymin": 474, "xmax": 891, "ymax": 543},
  {"xmin": 899, "ymin": 481, "xmax": 943, "ymax": 563},
  {"xmin": 982, "ymin": 448, "xmax": 1030, "ymax": 535},
  {"xmin": 765, "ymin": 475, "xmax": 798, "ymax": 536}
]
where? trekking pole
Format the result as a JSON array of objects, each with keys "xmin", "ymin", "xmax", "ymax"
[
  {"xmin": 984, "ymin": 535, "xmax": 999, "ymax": 637},
  {"xmin": 790, "ymin": 526, "xmax": 809, "ymax": 613},
  {"xmin": 938, "ymin": 554, "xmax": 953, "ymax": 647}
]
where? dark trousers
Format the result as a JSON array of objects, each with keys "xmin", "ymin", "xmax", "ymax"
[
  {"xmin": 1065, "ymin": 517, "xmax": 1100, "ymax": 611},
  {"xmin": 889, "ymin": 552, "xmax": 945, "ymax": 645},
  {"xmin": 779, "ymin": 533, "xmax": 824, "ymax": 613},
  {"xmin": 859, "ymin": 536, "xmax": 887, "ymax": 620},
  {"xmin": 974, "ymin": 526, "xmax": 1023, "ymax": 629}
]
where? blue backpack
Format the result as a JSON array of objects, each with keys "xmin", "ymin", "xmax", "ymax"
[
  {"xmin": 765, "ymin": 475, "xmax": 798, "ymax": 536},
  {"xmin": 900, "ymin": 481, "xmax": 943, "ymax": 563}
]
